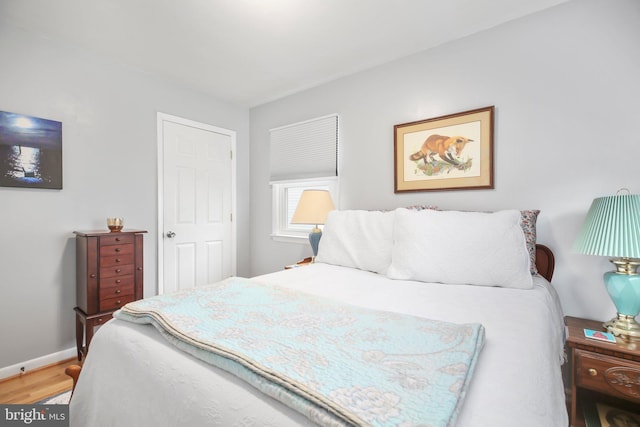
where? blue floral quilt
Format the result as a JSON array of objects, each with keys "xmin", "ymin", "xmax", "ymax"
[{"xmin": 114, "ymin": 278, "xmax": 485, "ymax": 427}]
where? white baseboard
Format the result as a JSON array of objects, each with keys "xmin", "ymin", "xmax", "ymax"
[{"xmin": 0, "ymin": 347, "xmax": 77, "ymax": 380}]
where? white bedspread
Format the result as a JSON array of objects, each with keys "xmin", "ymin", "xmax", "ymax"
[{"xmin": 70, "ymin": 264, "xmax": 568, "ymax": 427}]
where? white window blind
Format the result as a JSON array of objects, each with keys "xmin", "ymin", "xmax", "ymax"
[{"xmin": 269, "ymin": 114, "xmax": 338, "ymax": 181}]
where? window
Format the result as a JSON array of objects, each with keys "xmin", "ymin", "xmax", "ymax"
[
  {"xmin": 271, "ymin": 178, "xmax": 339, "ymax": 241},
  {"xmin": 270, "ymin": 114, "xmax": 339, "ymax": 242}
]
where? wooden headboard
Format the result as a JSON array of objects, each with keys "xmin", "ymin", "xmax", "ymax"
[{"xmin": 535, "ymin": 244, "xmax": 555, "ymax": 282}]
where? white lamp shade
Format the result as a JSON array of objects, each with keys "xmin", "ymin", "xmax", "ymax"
[
  {"xmin": 573, "ymin": 193, "xmax": 640, "ymax": 258},
  {"xmin": 291, "ymin": 190, "xmax": 335, "ymax": 225}
]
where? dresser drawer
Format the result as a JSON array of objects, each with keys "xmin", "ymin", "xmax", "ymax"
[
  {"xmin": 92, "ymin": 313, "xmax": 113, "ymax": 326},
  {"xmin": 100, "ymin": 264, "xmax": 135, "ymax": 279},
  {"xmin": 99, "ymin": 280, "xmax": 134, "ymax": 298},
  {"xmin": 99, "ymin": 243, "xmax": 134, "ymax": 257},
  {"xmin": 575, "ymin": 349, "xmax": 640, "ymax": 401},
  {"xmin": 100, "ymin": 234, "xmax": 134, "ymax": 246},
  {"xmin": 100, "ymin": 273, "xmax": 134, "ymax": 289},
  {"xmin": 100, "ymin": 254, "xmax": 135, "ymax": 268},
  {"xmin": 99, "ymin": 294, "xmax": 134, "ymax": 312}
]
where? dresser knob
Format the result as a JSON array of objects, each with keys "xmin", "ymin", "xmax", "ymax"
[
  {"xmin": 588, "ymin": 368, "xmax": 598, "ymax": 376},
  {"xmin": 115, "ymin": 237, "xmax": 121, "ymax": 242},
  {"xmin": 97, "ymin": 318, "xmax": 103, "ymax": 323},
  {"xmin": 116, "ymin": 300, "xmax": 121, "ymax": 305},
  {"xmin": 137, "ymin": 267, "xmax": 142, "ymax": 271},
  {"xmin": 116, "ymin": 258, "xmax": 121, "ymax": 263},
  {"xmin": 115, "ymin": 268, "xmax": 121, "ymax": 273},
  {"xmin": 115, "ymin": 248, "xmax": 121, "ymax": 253},
  {"xmin": 90, "ymin": 273, "xmax": 96, "ymax": 278},
  {"xmin": 115, "ymin": 289, "xmax": 121, "ymax": 294}
]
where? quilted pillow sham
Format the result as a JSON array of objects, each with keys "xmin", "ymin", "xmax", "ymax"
[
  {"xmin": 387, "ymin": 208, "xmax": 533, "ymax": 289},
  {"xmin": 440, "ymin": 209, "xmax": 540, "ymax": 275}
]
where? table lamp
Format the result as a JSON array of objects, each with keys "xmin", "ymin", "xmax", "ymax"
[
  {"xmin": 291, "ymin": 189, "xmax": 335, "ymax": 260},
  {"xmin": 573, "ymin": 190, "xmax": 640, "ymax": 341}
]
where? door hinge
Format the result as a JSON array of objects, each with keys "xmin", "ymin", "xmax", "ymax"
[
  {"xmin": 230, "ymin": 213, "xmax": 233, "ymax": 222},
  {"xmin": 230, "ymin": 150, "xmax": 233, "ymax": 160}
]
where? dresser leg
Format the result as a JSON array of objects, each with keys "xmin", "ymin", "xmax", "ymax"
[
  {"xmin": 85, "ymin": 318, "xmax": 96, "ymax": 351},
  {"xmin": 75, "ymin": 311, "xmax": 83, "ymax": 361},
  {"xmin": 73, "ymin": 308, "xmax": 114, "ymax": 360}
]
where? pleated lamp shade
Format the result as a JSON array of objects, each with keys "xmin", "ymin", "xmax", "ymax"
[{"xmin": 573, "ymin": 193, "xmax": 640, "ymax": 258}]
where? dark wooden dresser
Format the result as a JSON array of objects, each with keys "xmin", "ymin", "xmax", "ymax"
[{"xmin": 73, "ymin": 229, "xmax": 147, "ymax": 360}]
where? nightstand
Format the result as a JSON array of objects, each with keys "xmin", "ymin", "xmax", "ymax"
[{"xmin": 565, "ymin": 316, "xmax": 640, "ymax": 427}]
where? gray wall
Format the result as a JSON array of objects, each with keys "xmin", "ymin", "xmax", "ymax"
[
  {"xmin": 250, "ymin": 0, "xmax": 640, "ymax": 322},
  {"xmin": 0, "ymin": 25, "xmax": 250, "ymax": 369},
  {"xmin": 2, "ymin": 0, "xmax": 639, "ymax": 371}
]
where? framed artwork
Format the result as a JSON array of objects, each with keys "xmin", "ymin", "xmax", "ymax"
[
  {"xmin": 394, "ymin": 106, "xmax": 494, "ymax": 193},
  {"xmin": 0, "ymin": 111, "xmax": 62, "ymax": 189}
]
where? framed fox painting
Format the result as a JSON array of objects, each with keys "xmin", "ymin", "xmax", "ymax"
[{"xmin": 394, "ymin": 106, "xmax": 494, "ymax": 193}]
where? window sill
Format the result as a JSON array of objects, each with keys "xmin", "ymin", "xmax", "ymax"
[{"xmin": 270, "ymin": 234, "xmax": 308, "ymax": 244}]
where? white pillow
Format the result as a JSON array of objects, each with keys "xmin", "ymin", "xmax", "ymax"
[
  {"xmin": 387, "ymin": 208, "xmax": 533, "ymax": 289},
  {"xmin": 315, "ymin": 210, "xmax": 395, "ymax": 274}
]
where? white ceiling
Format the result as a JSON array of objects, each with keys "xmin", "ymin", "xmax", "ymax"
[{"xmin": 0, "ymin": 0, "xmax": 569, "ymax": 107}]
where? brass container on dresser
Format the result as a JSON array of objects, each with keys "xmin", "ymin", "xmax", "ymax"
[{"xmin": 74, "ymin": 229, "xmax": 147, "ymax": 360}]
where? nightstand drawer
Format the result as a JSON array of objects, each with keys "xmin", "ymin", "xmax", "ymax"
[{"xmin": 575, "ymin": 349, "xmax": 640, "ymax": 401}]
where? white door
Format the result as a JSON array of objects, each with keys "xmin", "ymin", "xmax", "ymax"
[{"xmin": 158, "ymin": 113, "xmax": 236, "ymax": 294}]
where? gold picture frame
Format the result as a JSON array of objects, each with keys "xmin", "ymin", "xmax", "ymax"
[{"xmin": 394, "ymin": 106, "xmax": 494, "ymax": 193}]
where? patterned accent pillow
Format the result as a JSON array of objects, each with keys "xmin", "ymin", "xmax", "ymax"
[
  {"xmin": 404, "ymin": 205, "xmax": 438, "ymax": 211},
  {"xmin": 520, "ymin": 210, "xmax": 540, "ymax": 275},
  {"xmin": 379, "ymin": 205, "xmax": 438, "ymax": 212}
]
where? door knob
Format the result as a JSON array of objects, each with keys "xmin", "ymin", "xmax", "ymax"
[{"xmin": 166, "ymin": 231, "xmax": 176, "ymax": 238}]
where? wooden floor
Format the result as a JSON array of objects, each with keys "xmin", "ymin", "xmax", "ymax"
[{"xmin": 0, "ymin": 358, "xmax": 77, "ymax": 404}]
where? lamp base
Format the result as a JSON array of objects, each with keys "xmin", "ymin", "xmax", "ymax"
[
  {"xmin": 603, "ymin": 259, "xmax": 640, "ymax": 342},
  {"xmin": 308, "ymin": 227, "xmax": 322, "ymax": 259},
  {"xmin": 604, "ymin": 313, "xmax": 640, "ymax": 342}
]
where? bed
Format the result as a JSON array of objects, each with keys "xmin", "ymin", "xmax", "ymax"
[{"xmin": 69, "ymin": 208, "xmax": 568, "ymax": 427}]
